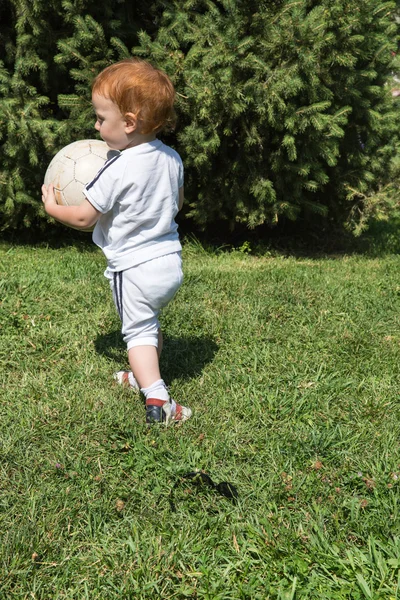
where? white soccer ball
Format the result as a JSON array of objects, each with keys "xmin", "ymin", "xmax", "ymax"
[{"xmin": 44, "ymin": 139, "xmax": 111, "ymax": 207}]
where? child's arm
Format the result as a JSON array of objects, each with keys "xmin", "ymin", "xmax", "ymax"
[
  {"xmin": 42, "ymin": 184, "xmax": 100, "ymax": 230},
  {"xmin": 178, "ymin": 187, "xmax": 184, "ymax": 211}
]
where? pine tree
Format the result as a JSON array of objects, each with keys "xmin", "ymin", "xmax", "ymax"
[
  {"xmin": 135, "ymin": 0, "xmax": 400, "ymax": 232},
  {"xmin": 0, "ymin": 0, "xmax": 399, "ymax": 234},
  {"xmin": 0, "ymin": 0, "xmax": 154, "ymax": 230}
]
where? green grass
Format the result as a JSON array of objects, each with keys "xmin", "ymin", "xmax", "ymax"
[{"xmin": 1, "ymin": 239, "xmax": 400, "ymax": 599}]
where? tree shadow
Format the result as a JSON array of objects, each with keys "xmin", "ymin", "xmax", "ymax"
[
  {"xmin": 181, "ymin": 216, "xmax": 400, "ymax": 259},
  {"xmin": 93, "ymin": 330, "xmax": 219, "ymax": 383},
  {"xmin": 7, "ymin": 215, "xmax": 400, "ymax": 258}
]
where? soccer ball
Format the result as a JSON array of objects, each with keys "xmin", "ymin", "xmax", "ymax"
[
  {"xmin": 44, "ymin": 139, "xmax": 113, "ymax": 232},
  {"xmin": 44, "ymin": 139, "xmax": 111, "ymax": 208}
]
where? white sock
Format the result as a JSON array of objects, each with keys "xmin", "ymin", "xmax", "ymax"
[
  {"xmin": 141, "ymin": 379, "xmax": 169, "ymax": 401},
  {"xmin": 141, "ymin": 379, "xmax": 177, "ymax": 414},
  {"xmin": 114, "ymin": 370, "xmax": 139, "ymax": 390},
  {"xmin": 128, "ymin": 371, "xmax": 138, "ymax": 389}
]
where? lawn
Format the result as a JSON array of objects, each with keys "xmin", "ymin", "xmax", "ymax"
[{"xmin": 1, "ymin": 238, "xmax": 400, "ymax": 599}]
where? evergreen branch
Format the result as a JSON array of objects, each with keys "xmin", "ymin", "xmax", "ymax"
[
  {"xmin": 57, "ymin": 95, "xmax": 85, "ymax": 108},
  {"xmin": 271, "ymin": 1, "xmax": 303, "ymax": 25}
]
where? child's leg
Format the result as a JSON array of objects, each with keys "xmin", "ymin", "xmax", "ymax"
[
  {"xmin": 112, "ymin": 253, "xmax": 191, "ymax": 424},
  {"xmin": 128, "ymin": 343, "xmax": 191, "ymax": 424},
  {"xmin": 128, "ymin": 344, "xmax": 162, "ymax": 389},
  {"xmin": 114, "ymin": 328, "xmax": 163, "ymax": 389}
]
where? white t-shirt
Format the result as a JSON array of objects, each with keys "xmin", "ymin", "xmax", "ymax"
[{"xmin": 84, "ymin": 139, "xmax": 183, "ymax": 272}]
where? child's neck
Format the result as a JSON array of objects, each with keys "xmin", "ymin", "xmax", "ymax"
[{"xmin": 124, "ymin": 131, "xmax": 157, "ymax": 150}]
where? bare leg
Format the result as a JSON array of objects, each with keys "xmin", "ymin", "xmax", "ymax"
[
  {"xmin": 128, "ymin": 333, "xmax": 192, "ymax": 424},
  {"xmin": 114, "ymin": 330, "xmax": 164, "ymax": 390},
  {"xmin": 128, "ymin": 345, "xmax": 161, "ymax": 389}
]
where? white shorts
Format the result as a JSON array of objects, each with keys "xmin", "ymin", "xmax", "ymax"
[{"xmin": 106, "ymin": 252, "xmax": 183, "ymax": 349}]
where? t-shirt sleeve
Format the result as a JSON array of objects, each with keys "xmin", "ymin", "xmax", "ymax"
[{"xmin": 84, "ymin": 154, "xmax": 122, "ymax": 214}]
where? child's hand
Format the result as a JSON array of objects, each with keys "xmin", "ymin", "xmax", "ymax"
[{"xmin": 41, "ymin": 184, "xmax": 57, "ymax": 208}]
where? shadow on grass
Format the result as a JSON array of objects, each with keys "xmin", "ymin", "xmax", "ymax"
[
  {"xmin": 1, "ymin": 227, "xmax": 99, "ymax": 252},
  {"xmin": 5, "ymin": 215, "xmax": 400, "ymax": 258},
  {"xmin": 181, "ymin": 217, "xmax": 400, "ymax": 259},
  {"xmin": 94, "ymin": 330, "xmax": 218, "ymax": 383}
]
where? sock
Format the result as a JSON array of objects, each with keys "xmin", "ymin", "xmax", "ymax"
[
  {"xmin": 114, "ymin": 370, "xmax": 139, "ymax": 390},
  {"xmin": 141, "ymin": 379, "xmax": 177, "ymax": 414},
  {"xmin": 128, "ymin": 371, "xmax": 139, "ymax": 389}
]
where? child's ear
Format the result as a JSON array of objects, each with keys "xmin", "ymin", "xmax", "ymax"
[{"xmin": 124, "ymin": 112, "xmax": 137, "ymax": 133}]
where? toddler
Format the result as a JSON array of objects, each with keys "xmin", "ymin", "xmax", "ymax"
[{"xmin": 42, "ymin": 58, "xmax": 191, "ymax": 425}]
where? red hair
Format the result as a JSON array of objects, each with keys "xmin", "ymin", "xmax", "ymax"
[{"xmin": 92, "ymin": 58, "xmax": 176, "ymax": 134}]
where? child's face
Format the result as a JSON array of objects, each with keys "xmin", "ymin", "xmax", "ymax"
[{"xmin": 92, "ymin": 94, "xmax": 132, "ymax": 150}]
